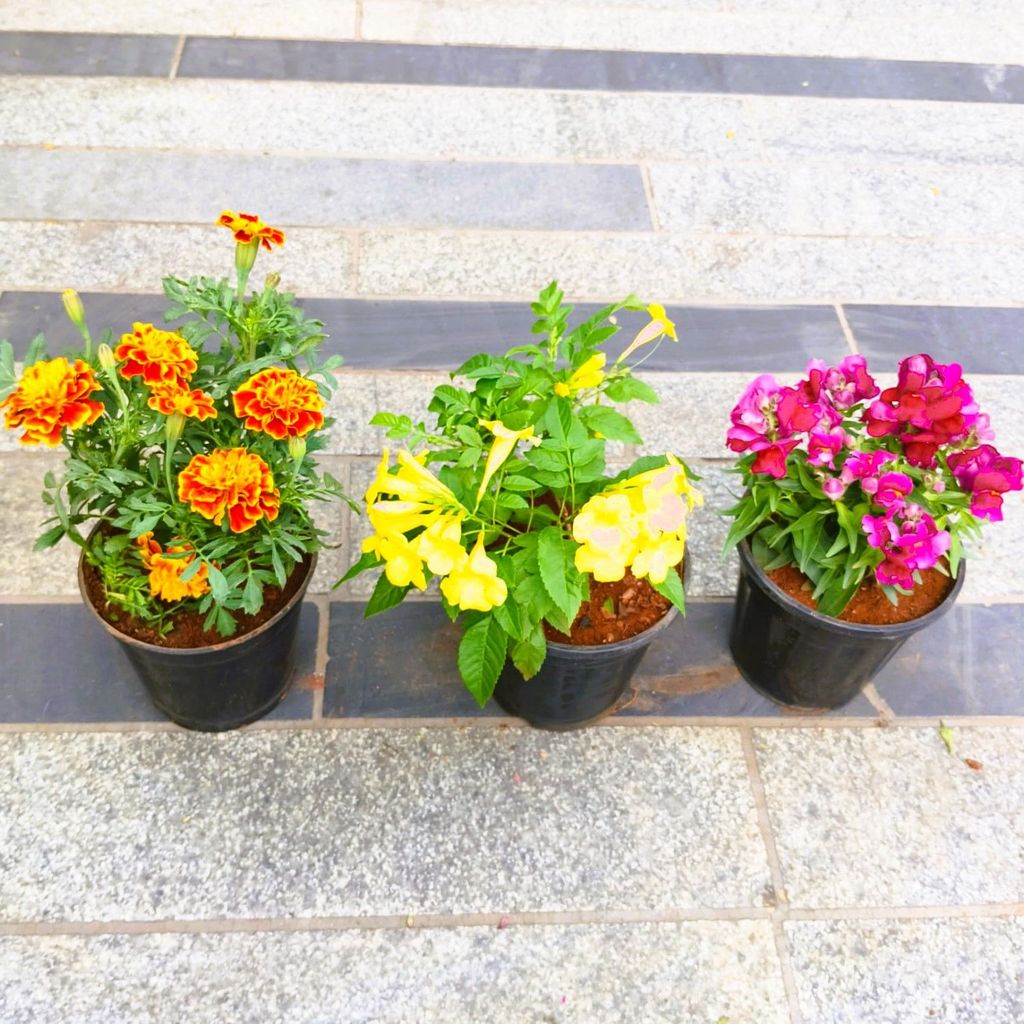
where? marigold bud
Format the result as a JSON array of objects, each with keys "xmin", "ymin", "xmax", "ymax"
[
  {"xmin": 97, "ymin": 343, "xmax": 116, "ymax": 371},
  {"xmin": 234, "ymin": 239, "xmax": 259, "ymax": 278},
  {"xmin": 288, "ymin": 435, "xmax": 307, "ymax": 461},
  {"xmin": 61, "ymin": 289, "xmax": 86, "ymax": 329},
  {"xmin": 264, "ymin": 272, "xmax": 281, "ymax": 290},
  {"xmin": 165, "ymin": 411, "xmax": 185, "ymax": 444}
]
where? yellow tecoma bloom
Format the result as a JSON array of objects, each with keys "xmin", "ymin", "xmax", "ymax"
[
  {"xmin": 378, "ymin": 531, "xmax": 428, "ymax": 591},
  {"xmin": 554, "ymin": 352, "xmax": 607, "ymax": 397},
  {"xmin": 416, "ymin": 514, "xmax": 466, "ymax": 576},
  {"xmin": 440, "ymin": 535, "xmax": 508, "ymax": 612},
  {"xmin": 477, "ymin": 419, "xmax": 536, "ymax": 501},
  {"xmin": 616, "ymin": 303, "xmax": 678, "ymax": 364},
  {"xmin": 572, "ymin": 492, "xmax": 641, "ymax": 582}
]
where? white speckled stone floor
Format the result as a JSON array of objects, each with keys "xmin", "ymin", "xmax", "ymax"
[{"xmin": 2, "ymin": 2, "xmax": 1024, "ymax": 1021}]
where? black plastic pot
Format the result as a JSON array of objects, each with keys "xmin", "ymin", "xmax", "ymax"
[
  {"xmin": 493, "ymin": 604, "xmax": 679, "ymax": 730},
  {"xmin": 730, "ymin": 539, "xmax": 964, "ymax": 710},
  {"xmin": 78, "ymin": 551, "xmax": 315, "ymax": 731}
]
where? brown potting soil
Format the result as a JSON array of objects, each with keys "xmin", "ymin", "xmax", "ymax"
[
  {"xmin": 767, "ymin": 562, "xmax": 954, "ymax": 626},
  {"xmin": 82, "ymin": 555, "xmax": 311, "ymax": 649},
  {"xmin": 543, "ymin": 567, "xmax": 678, "ymax": 646}
]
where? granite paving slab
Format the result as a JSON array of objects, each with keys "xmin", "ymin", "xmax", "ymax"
[
  {"xmin": 786, "ymin": 916, "xmax": 1024, "ymax": 1024},
  {"xmin": 754, "ymin": 726, "xmax": 1024, "ymax": 908},
  {"xmin": 0, "ymin": 148, "xmax": 652, "ymax": 232},
  {"xmin": 0, "ymin": 31, "xmax": 175, "ymax": 77},
  {"xmin": 0, "ymin": 920, "xmax": 789, "ymax": 1024},
  {"xmin": 0, "ymin": 727, "xmax": 769, "ymax": 921}
]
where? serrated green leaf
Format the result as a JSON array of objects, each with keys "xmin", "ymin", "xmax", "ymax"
[
  {"xmin": 364, "ymin": 572, "xmax": 410, "ymax": 617},
  {"xmin": 578, "ymin": 405, "xmax": 642, "ymax": 444},
  {"xmin": 457, "ymin": 616, "xmax": 508, "ymax": 707},
  {"xmin": 603, "ymin": 375, "xmax": 659, "ymax": 404},
  {"xmin": 651, "ymin": 568, "xmax": 686, "ymax": 616},
  {"xmin": 242, "ymin": 574, "xmax": 263, "ymax": 615},
  {"xmin": 536, "ymin": 526, "xmax": 581, "ymax": 623},
  {"xmin": 510, "ymin": 621, "xmax": 547, "ymax": 680}
]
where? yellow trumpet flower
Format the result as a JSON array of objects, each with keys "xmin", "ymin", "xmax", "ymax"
[
  {"xmin": 440, "ymin": 535, "xmax": 508, "ymax": 612},
  {"xmin": 477, "ymin": 419, "xmax": 537, "ymax": 501},
  {"xmin": 616, "ymin": 303, "xmax": 678, "ymax": 364},
  {"xmin": 554, "ymin": 352, "xmax": 607, "ymax": 397}
]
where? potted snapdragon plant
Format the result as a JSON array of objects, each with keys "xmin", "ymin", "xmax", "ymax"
[
  {"xmin": 341, "ymin": 283, "xmax": 701, "ymax": 728},
  {"xmin": 724, "ymin": 352, "xmax": 1022, "ymax": 709},
  {"xmin": 0, "ymin": 211, "xmax": 349, "ymax": 730}
]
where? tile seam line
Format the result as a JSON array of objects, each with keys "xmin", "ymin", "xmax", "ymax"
[
  {"xmin": 1, "ymin": 715, "xmax": 1023, "ymax": 734},
  {"xmin": 7, "ymin": 73, "xmax": 1024, "ymax": 113},
  {"xmin": 740, "ymin": 727, "xmax": 805, "ymax": 1023},
  {"xmin": 3, "ymin": 902, "xmax": 1020, "ymax": 938},
  {"xmin": 3, "ymin": 288, "xmax": 1023, "ymax": 312}
]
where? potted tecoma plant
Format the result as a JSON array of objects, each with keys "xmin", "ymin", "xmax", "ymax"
[
  {"xmin": 341, "ymin": 283, "xmax": 701, "ymax": 729},
  {"xmin": 724, "ymin": 352, "xmax": 1022, "ymax": 709},
  {"xmin": 0, "ymin": 211, "xmax": 349, "ymax": 730}
]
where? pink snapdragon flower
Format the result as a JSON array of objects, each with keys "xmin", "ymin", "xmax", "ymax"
[
  {"xmin": 874, "ymin": 471, "xmax": 914, "ymax": 511},
  {"xmin": 864, "ymin": 353, "xmax": 976, "ymax": 467},
  {"xmin": 863, "ymin": 506, "xmax": 950, "ymax": 588},
  {"xmin": 726, "ymin": 375, "xmax": 803, "ymax": 479},
  {"xmin": 947, "ymin": 445, "xmax": 1024, "ymax": 522},
  {"xmin": 807, "ymin": 426, "xmax": 847, "ymax": 468}
]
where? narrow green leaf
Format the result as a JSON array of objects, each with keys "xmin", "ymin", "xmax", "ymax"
[
  {"xmin": 938, "ymin": 721, "xmax": 955, "ymax": 756},
  {"xmin": 207, "ymin": 564, "xmax": 229, "ymax": 603}
]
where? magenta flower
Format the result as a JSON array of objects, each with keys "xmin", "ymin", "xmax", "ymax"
[
  {"xmin": 807, "ymin": 426, "xmax": 846, "ymax": 468},
  {"xmin": 874, "ymin": 471, "xmax": 914, "ymax": 511},
  {"xmin": 842, "ymin": 449, "xmax": 896, "ymax": 483},
  {"xmin": 730, "ymin": 374, "xmax": 781, "ymax": 433},
  {"xmin": 862, "ymin": 513, "xmax": 899, "ymax": 550},
  {"xmin": 823, "ymin": 476, "xmax": 847, "ymax": 501},
  {"xmin": 776, "ymin": 386, "xmax": 820, "ymax": 435},
  {"xmin": 863, "ymin": 353, "xmax": 975, "ymax": 467},
  {"xmin": 751, "ymin": 439, "xmax": 800, "ymax": 478},
  {"xmin": 947, "ymin": 445, "xmax": 1024, "ymax": 522}
]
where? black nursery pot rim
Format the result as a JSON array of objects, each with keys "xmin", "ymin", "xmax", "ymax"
[
  {"xmin": 77, "ymin": 542, "xmax": 316, "ymax": 657},
  {"xmin": 737, "ymin": 536, "xmax": 964, "ymax": 639}
]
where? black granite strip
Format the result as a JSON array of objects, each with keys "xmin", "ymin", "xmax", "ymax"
[
  {"xmin": 842, "ymin": 305, "xmax": 1024, "ymax": 376},
  {"xmin": 0, "ymin": 292, "xmax": 847, "ymax": 371},
  {"xmin": 873, "ymin": 603, "xmax": 1024, "ymax": 716},
  {"xmin": 0, "ymin": 603, "xmax": 318, "ymax": 723},
  {"xmin": 325, "ymin": 600, "xmax": 877, "ymax": 719},
  {"xmin": 177, "ymin": 36, "xmax": 1024, "ymax": 104},
  {"xmin": 0, "ymin": 31, "xmax": 176, "ymax": 76}
]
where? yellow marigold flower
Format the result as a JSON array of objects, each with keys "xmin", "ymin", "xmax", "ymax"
[
  {"xmin": 232, "ymin": 367, "xmax": 324, "ymax": 440},
  {"xmin": 572, "ymin": 492, "xmax": 641, "ymax": 582},
  {"xmin": 178, "ymin": 447, "xmax": 280, "ymax": 534},
  {"xmin": 440, "ymin": 535, "xmax": 508, "ymax": 612},
  {"xmin": 1, "ymin": 357, "xmax": 104, "ymax": 447},
  {"xmin": 136, "ymin": 532, "xmax": 210, "ymax": 602},
  {"xmin": 217, "ymin": 210, "xmax": 285, "ymax": 250},
  {"xmin": 115, "ymin": 323, "xmax": 198, "ymax": 389},
  {"xmin": 554, "ymin": 353, "xmax": 606, "ymax": 398},
  {"xmin": 477, "ymin": 420, "xmax": 537, "ymax": 500},
  {"xmin": 147, "ymin": 382, "xmax": 218, "ymax": 421}
]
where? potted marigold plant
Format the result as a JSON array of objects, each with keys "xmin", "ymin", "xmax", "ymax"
[
  {"xmin": 0, "ymin": 211, "xmax": 347, "ymax": 730},
  {"xmin": 341, "ymin": 283, "xmax": 701, "ymax": 728},
  {"xmin": 724, "ymin": 352, "xmax": 1022, "ymax": 709}
]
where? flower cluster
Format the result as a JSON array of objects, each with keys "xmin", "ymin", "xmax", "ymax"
[
  {"xmin": 347, "ymin": 282, "xmax": 690, "ymax": 706},
  {"xmin": 363, "ymin": 448, "xmax": 507, "ymax": 612},
  {"xmin": 725, "ymin": 351, "xmax": 1022, "ymax": 612},
  {"xmin": 0, "ymin": 357, "xmax": 104, "ymax": 446},
  {"xmin": 573, "ymin": 458, "xmax": 701, "ymax": 584},
  {"xmin": 1, "ymin": 210, "xmax": 345, "ymax": 639},
  {"xmin": 136, "ymin": 532, "xmax": 210, "ymax": 602}
]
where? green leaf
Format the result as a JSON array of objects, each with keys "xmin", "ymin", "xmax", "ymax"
[
  {"xmin": 336, "ymin": 549, "xmax": 379, "ymax": 588},
  {"xmin": 241, "ymin": 574, "xmax": 264, "ymax": 615},
  {"xmin": 33, "ymin": 524, "xmax": 66, "ymax": 551},
  {"xmin": 603, "ymin": 375, "xmax": 659, "ymax": 404},
  {"xmin": 207, "ymin": 564, "xmax": 230, "ymax": 603},
  {"xmin": 457, "ymin": 616, "xmax": 508, "ymax": 707},
  {"xmin": 652, "ymin": 569, "xmax": 686, "ymax": 616},
  {"xmin": 364, "ymin": 572, "xmax": 410, "ymax": 617},
  {"xmin": 510, "ymin": 621, "xmax": 547, "ymax": 680},
  {"xmin": 0, "ymin": 340, "xmax": 16, "ymax": 401},
  {"xmin": 938, "ymin": 721, "xmax": 955, "ymax": 756},
  {"xmin": 24, "ymin": 333, "xmax": 47, "ymax": 367},
  {"xmin": 578, "ymin": 405, "xmax": 642, "ymax": 444},
  {"xmin": 536, "ymin": 526, "xmax": 581, "ymax": 623}
]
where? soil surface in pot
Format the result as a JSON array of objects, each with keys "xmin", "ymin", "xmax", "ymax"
[
  {"xmin": 768, "ymin": 562, "xmax": 954, "ymax": 626},
  {"xmin": 543, "ymin": 567, "xmax": 678, "ymax": 646},
  {"xmin": 82, "ymin": 555, "xmax": 311, "ymax": 649}
]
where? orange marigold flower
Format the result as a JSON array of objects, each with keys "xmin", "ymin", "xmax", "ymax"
[
  {"xmin": 1, "ymin": 357, "xmax": 104, "ymax": 447},
  {"xmin": 232, "ymin": 367, "xmax": 325, "ymax": 440},
  {"xmin": 178, "ymin": 447, "xmax": 281, "ymax": 534},
  {"xmin": 147, "ymin": 383, "xmax": 218, "ymax": 421},
  {"xmin": 217, "ymin": 210, "xmax": 285, "ymax": 250},
  {"xmin": 114, "ymin": 323, "xmax": 198, "ymax": 389},
  {"xmin": 136, "ymin": 532, "xmax": 210, "ymax": 602}
]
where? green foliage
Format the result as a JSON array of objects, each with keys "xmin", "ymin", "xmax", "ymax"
[{"xmin": 6, "ymin": 243, "xmax": 351, "ymax": 639}]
